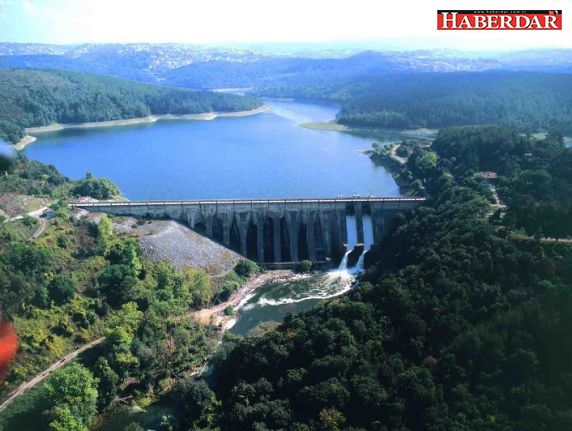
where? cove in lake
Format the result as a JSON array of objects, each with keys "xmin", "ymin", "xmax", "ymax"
[{"xmin": 24, "ymin": 99, "xmax": 406, "ymax": 200}]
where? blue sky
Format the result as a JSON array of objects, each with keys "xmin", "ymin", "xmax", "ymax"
[{"xmin": 0, "ymin": 0, "xmax": 570, "ymax": 49}]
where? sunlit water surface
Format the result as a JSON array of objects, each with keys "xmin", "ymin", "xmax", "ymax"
[{"xmin": 24, "ymin": 99, "xmax": 404, "ymax": 199}]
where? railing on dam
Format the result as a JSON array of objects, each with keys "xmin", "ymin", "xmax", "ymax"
[
  {"xmin": 69, "ymin": 196, "xmax": 426, "ymax": 264},
  {"xmin": 69, "ymin": 196, "xmax": 426, "ymax": 208}
]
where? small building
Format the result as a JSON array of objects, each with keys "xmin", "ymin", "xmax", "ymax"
[{"xmin": 480, "ymin": 171, "xmax": 498, "ymax": 180}]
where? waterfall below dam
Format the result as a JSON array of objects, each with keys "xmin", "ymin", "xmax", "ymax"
[
  {"xmin": 230, "ymin": 213, "xmax": 377, "ymax": 335},
  {"xmin": 356, "ymin": 214, "xmax": 374, "ymax": 270},
  {"xmin": 337, "ymin": 213, "xmax": 374, "ymax": 272},
  {"xmin": 338, "ymin": 214, "xmax": 358, "ymax": 270}
]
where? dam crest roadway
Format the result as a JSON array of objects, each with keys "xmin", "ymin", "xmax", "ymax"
[{"xmin": 70, "ymin": 197, "xmax": 425, "ymax": 265}]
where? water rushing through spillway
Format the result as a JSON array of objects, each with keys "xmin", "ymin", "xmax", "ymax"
[
  {"xmin": 356, "ymin": 214, "xmax": 374, "ymax": 270},
  {"xmin": 338, "ymin": 214, "xmax": 358, "ymax": 271},
  {"xmin": 229, "ymin": 213, "xmax": 376, "ymax": 336}
]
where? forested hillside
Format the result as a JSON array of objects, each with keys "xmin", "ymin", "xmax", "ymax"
[
  {"xmin": 168, "ymin": 127, "xmax": 572, "ymax": 431},
  {"xmin": 0, "ymin": 69, "xmax": 262, "ymax": 144},
  {"xmin": 0, "ymin": 156, "xmax": 261, "ymax": 430},
  {"xmin": 430, "ymin": 127, "xmax": 572, "ymax": 237},
  {"xmin": 258, "ymin": 72, "xmax": 572, "ymax": 134}
]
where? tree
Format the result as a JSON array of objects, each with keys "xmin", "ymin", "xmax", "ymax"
[
  {"xmin": 106, "ymin": 238, "xmax": 142, "ymax": 275},
  {"xmin": 93, "ymin": 357, "xmax": 119, "ymax": 409},
  {"xmin": 72, "ymin": 177, "xmax": 120, "ymax": 200},
  {"xmin": 175, "ymin": 379, "xmax": 220, "ymax": 428},
  {"xmin": 44, "ymin": 363, "xmax": 99, "ymax": 431},
  {"xmin": 49, "ymin": 274, "xmax": 76, "ymax": 305},
  {"xmin": 234, "ymin": 259, "xmax": 260, "ymax": 278},
  {"xmin": 185, "ymin": 269, "xmax": 214, "ymax": 307},
  {"xmin": 97, "ymin": 215, "xmax": 114, "ymax": 254},
  {"xmin": 320, "ymin": 408, "xmax": 346, "ymax": 431},
  {"xmin": 98, "ymin": 264, "xmax": 138, "ymax": 308},
  {"xmin": 295, "ymin": 260, "xmax": 312, "ymax": 273}
]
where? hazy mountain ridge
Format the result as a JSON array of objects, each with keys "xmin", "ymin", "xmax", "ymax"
[{"xmin": 2, "ymin": 43, "xmax": 572, "ymax": 90}]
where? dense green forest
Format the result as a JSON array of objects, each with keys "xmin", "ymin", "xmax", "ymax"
[
  {"xmin": 0, "ymin": 157, "xmax": 119, "ymax": 201},
  {"xmin": 370, "ymin": 127, "xmax": 572, "ymax": 238},
  {"xmin": 158, "ymin": 127, "xmax": 572, "ymax": 431},
  {"xmin": 0, "ymin": 69, "xmax": 262, "ymax": 144},
  {"xmin": 431, "ymin": 127, "xmax": 572, "ymax": 237},
  {"xmin": 257, "ymin": 72, "xmax": 572, "ymax": 134}
]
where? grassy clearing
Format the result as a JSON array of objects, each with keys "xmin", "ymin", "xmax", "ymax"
[{"xmin": 0, "ymin": 218, "xmax": 37, "ymax": 243}]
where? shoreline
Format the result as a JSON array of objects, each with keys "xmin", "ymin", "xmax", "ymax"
[
  {"xmin": 12, "ymin": 135, "xmax": 37, "ymax": 151},
  {"xmin": 298, "ymin": 121, "xmax": 438, "ymax": 140},
  {"xmin": 13, "ymin": 104, "xmax": 271, "ymax": 151},
  {"xmin": 190, "ymin": 270, "xmax": 296, "ymax": 329},
  {"xmin": 299, "ymin": 121, "xmax": 348, "ymax": 132}
]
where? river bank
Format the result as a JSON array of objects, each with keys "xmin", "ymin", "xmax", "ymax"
[
  {"xmin": 190, "ymin": 270, "xmax": 296, "ymax": 329},
  {"xmin": 12, "ymin": 135, "xmax": 37, "ymax": 151},
  {"xmin": 13, "ymin": 105, "xmax": 271, "ymax": 150},
  {"xmin": 298, "ymin": 121, "xmax": 437, "ymax": 141}
]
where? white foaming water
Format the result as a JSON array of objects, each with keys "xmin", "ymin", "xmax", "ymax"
[
  {"xmin": 238, "ymin": 214, "xmax": 371, "ymax": 311},
  {"xmin": 338, "ymin": 214, "xmax": 358, "ymax": 270},
  {"xmin": 254, "ymin": 270, "xmax": 355, "ymax": 307},
  {"xmin": 223, "ymin": 318, "xmax": 238, "ymax": 330},
  {"xmin": 355, "ymin": 214, "xmax": 374, "ymax": 270}
]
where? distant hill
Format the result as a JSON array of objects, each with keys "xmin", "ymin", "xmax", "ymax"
[
  {"xmin": 0, "ymin": 69, "xmax": 262, "ymax": 144},
  {"xmin": 256, "ymin": 72, "xmax": 572, "ymax": 134},
  {"xmin": 2, "ymin": 44, "xmax": 572, "ymax": 92}
]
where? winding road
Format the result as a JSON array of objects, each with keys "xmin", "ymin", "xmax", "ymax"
[
  {"xmin": 3, "ymin": 205, "xmax": 51, "ymax": 241},
  {"xmin": 0, "ymin": 337, "xmax": 105, "ymax": 414}
]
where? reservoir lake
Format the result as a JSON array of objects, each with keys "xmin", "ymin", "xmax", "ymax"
[{"xmin": 24, "ymin": 99, "xmax": 402, "ymax": 200}]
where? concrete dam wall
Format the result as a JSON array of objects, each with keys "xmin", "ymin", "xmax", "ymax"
[{"xmin": 70, "ymin": 197, "xmax": 425, "ymax": 264}]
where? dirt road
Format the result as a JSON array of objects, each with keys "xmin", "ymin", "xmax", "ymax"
[
  {"xmin": 2, "ymin": 204, "xmax": 50, "ymax": 241},
  {"xmin": 0, "ymin": 337, "xmax": 105, "ymax": 414},
  {"xmin": 29, "ymin": 216, "xmax": 47, "ymax": 240},
  {"xmin": 389, "ymin": 144, "xmax": 407, "ymax": 165}
]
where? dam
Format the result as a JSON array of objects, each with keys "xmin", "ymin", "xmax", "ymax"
[{"xmin": 70, "ymin": 197, "xmax": 425, "ymax": 264}]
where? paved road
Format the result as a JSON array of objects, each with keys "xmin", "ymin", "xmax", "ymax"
[{"xmin": 0, "ymin": 337, "xmax": 105, "ymax": 414}]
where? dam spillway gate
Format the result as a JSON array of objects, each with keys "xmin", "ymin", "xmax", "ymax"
[{"xmin": 70, "ymin": 197, "xmax": 425, "ymax": 264}]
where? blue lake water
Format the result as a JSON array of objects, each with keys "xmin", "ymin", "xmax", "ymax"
[{"xmin": 24, "ymin": 99, "xmax": 401, "ymax": 200}]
